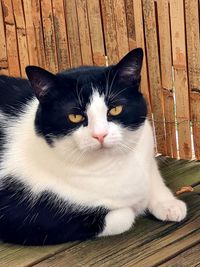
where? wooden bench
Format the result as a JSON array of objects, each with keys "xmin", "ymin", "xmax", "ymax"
[{"xmin": 0, "ymin": 157, "xmax": 199, "ymax": 267}]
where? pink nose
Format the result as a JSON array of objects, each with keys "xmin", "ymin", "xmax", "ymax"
[{"xmin": 92, "ymin": 133, "xmax": 108, "ymax": 144}]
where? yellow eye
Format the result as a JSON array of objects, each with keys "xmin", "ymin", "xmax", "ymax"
[
  {"xmin": 109, "ymin": 105, "xmax": 123, "ymax": 116},
  {"xmin": 68, "ymin": 114, "xmax": 84, "ymax": 123}
]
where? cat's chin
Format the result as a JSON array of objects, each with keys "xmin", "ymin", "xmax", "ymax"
[{"xmin": 80, "ymin": 144, "xmax": 125, "ymax": 155}]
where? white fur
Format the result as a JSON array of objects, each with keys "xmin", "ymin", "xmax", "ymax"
[
  {"xmin": 99, "ymin": 208, "xmax": 135, "ymax": 236},
  {"xmin": 0, "ymin": 91, "xmax": 187, "ymax": 236}
]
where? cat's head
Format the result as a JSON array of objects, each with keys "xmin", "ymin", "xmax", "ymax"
[{"xmin": 26, "ymin": 48, "xmax": 147, "ymax": 157}]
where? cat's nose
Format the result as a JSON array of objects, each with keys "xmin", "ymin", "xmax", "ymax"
[{"xmin": 92, "ymin": 132, "xmax": 108, "ymax": 144}]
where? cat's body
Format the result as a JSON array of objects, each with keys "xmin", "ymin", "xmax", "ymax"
[{"xmin": 0, "ymin": 49, "xmax": 187, "ymax": 245}]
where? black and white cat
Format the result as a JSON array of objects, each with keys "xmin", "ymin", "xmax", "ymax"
[{"xmin": 0, "ymin": 48, "xmax": 186, "ymax": 245}]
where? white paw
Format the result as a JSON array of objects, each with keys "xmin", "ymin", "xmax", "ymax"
[
  {"xmin": 99, "ymin": 208, "xmax": 135, "ymax": 237},
  {"xmin": 150, "ymin": 199, "xmax": 187, "ymax": 222}
]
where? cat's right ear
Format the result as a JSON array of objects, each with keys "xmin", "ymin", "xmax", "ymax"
[{"xmin": 25, "ymin": 66, "xmax": 57, "ymax": 103}]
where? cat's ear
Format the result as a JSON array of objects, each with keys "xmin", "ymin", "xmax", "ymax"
[
  {"xmin": 25, "ymin": 66, "xmax": 58, "ymax": 103},
  {"xmin": 115, "ymin": 48, "xmax": 143, "ymax": 85}
]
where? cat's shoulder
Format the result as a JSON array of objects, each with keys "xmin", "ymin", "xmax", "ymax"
[{"xmin": 0, "ymin": 75, "xmax": 34, "ymax": 116}]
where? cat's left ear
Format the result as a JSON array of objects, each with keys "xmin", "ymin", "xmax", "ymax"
[
  {"xmin": 26, "ymin": 66, "xmax": 58, "ymax": 103},
  {"xmin": 115, "ymin": 48, "xmax": 143, "ymax": 85}
]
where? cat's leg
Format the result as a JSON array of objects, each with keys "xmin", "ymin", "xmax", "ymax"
[
  {"xmin": 99, "ymin": 207, "xmax": 135, "ymax": 237},
  {"xmin": 148, "ymin": 159, "xmax": 187, "ymax": 222}
]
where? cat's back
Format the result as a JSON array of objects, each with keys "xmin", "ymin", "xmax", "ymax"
[{"xmin": 0, "ymin": 75, "xmax": 34, "ymax": 116}]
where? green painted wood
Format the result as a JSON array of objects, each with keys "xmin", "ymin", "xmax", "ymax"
[{"xmin": 0, "ymin": 157, "xmax": 199, "ymax": 267}]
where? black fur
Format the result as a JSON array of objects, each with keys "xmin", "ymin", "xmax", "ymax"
[
  {"xmin": 0, "ymin": 48, "xmax": 147, "ymax": 245},
  {"xmin": 0, "ymin": 177, "xmax": 108, "ymax": 245}
]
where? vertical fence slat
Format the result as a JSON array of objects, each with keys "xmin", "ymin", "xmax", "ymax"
[
  {"xmin": 41, "ymin": 0, "xmax": 58, "ymax": 73},
  {"xmin": 23, "ymin": 0, "xmax": 38, "ymax": 66},
  {"xmin": 133, "ymin": 0, "xmax": 151, "ymax": 114},
  {"xmin": 86, "ymin": 0, "xmax": 106, "ymax": 66},
  {"xmin": 2, "ymin": 0, "xmax": 21, "ymax": 77},
  {"xmin": 100, "ymin": 0, "xmax": 119, "ymax": 64},
  {"xmin": 113, "ymin": 0, "xmax": 129, "ymax": 59},
  {"xmin": 12, "ymin": 0, "xmax": 29, "ymax": 77},
  {"xmin": 31, "ymin": 0, "xmax": 46, "ymax": 68},
  {"xmin": 185, "ymin": 0, "xmax": 200, "ymax": 159},
  {"xmin": 157, "ymin": 0, "xmax": 177, "ymax": 158},
  {"xmin": 142, "ymin": 0, "xmax": 166, "ymax": 155},
  {"xmin": 52, "ymin": 0, "xmax": 71, "ymax": 71},
  {"xmin": 0, "ymin": 0, "xmax": 8, "ymax": 75},
  {"xmin": 170, "ymin": 0, "xmax": 192, "ymax": 159},
  {"xmin": 76, "ymin": 0, "xmax": 93, "ymax": 65},
  {"xmin": 124, "ymin": 0, "xmax": 137, "ymax": 50},
  {"xmin": 64, "ymin": 0, "xmax": 82, "ymax": 67}
]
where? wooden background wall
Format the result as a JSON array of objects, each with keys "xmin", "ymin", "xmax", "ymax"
[{"xmin": 0, "ymin": 0, "xmax": 200, "ymax": 160}]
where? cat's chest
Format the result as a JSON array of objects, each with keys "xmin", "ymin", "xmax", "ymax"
[{"xmin": 58, "ymin": 156, "xmax": 150, "ymax": 209}]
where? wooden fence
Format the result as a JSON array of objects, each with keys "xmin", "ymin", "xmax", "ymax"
[{"xmin": 0, "ymin": 0, "xmax": 200, "ymax": 160}]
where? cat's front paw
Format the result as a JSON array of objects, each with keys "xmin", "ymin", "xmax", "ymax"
[
  {"xmin": 150, "ymin": 199, "xmax": 187, "ymax": 222},
  {"xmin": 99, "ymin": 208, "xmax": 135, "ymax": 237}
]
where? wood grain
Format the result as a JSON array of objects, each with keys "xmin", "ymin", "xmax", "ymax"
[
  {"xmin": 100, "ymin": 0, "xmax": 119, "ymax": 64},
  {"xmin": 161, "ymin": 243, "xmax": 200, "ymax": 267},
  {"xmin": 52, "ymin": 0, "xmax": 70, "ymax": 71},
  {"xmin": 12, "ymin": 0, "xmax": 29, "ymax": 77},
  {"xmin": 86, "ymin": 0, "xmax": 106, "ymax": 66},
  {"xmin": 23, "ymin": 0, "xmax": 38, "ymax": 66},
  {"xmin": 142, "ymin": 0, "xmax": 166, "ymax": 155},
  {"xmin": 185, "ymin": 0, "xmax": 200, "ymax": 160},
  {"xmin": 64, "ymin": 0, "xmax": 82, "ymax": 67},
  {"xmin": 124, "ymin": 0, "xmax": 137, "ymax": 50},
  {"xmin": 112, "ymin": 0, "xmax": 129, "ymax": 59},
  {"xmin": 41, "ymin": 0, "xmax": 58, "ymax": 73},
  {"xmin": 0, "ymin": 0, "xmax": 8, "ymax": 75},
  {"xmin": 2, "ymin": 0, "xmax": 21, "ymax": 76},
  {"xmin": 157, "ymin": 0, "xmax": 177, "ymax": 158},
  {"xmin": 133, "ymin": 0, "xmax": 151, "ymax": 114},
  {"xmin": 76, "ymin": 0, "xmax": 93, "ymax": 65},
  {"xmin": 170, "ymin": 0, "xmax": 192, "ymax": 159},
  {"xmin": 31, "ymin": 0, "xmax": 46, "ymax": 68}
]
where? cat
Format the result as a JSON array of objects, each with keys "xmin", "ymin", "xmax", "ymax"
[{"xmin": 0, "ymin": 48, "xmax": 187, "ymax": 245}]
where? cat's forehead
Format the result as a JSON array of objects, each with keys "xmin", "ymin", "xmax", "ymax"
[{"xmin": 87, "ymin": 90, "xmax": 107, "ymax": 115}]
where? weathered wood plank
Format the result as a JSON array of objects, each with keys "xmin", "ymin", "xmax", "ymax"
[
  {"xmin": 170, "ymin": 0, "xmax": 192, "ymax": 159},
  {"xmin": 161, "ymin": 243, "xmax": 200, "ymax": 267},
  {"xmin": 124, "ymin": 0, "xmax": 137, "ymax": 50},
  {"xmin": 142, "ymin": 0, "xmax": 166, "ymax": 154},
  {"xmin": 76, "ymin": 0, "xmax": 93, "ymax": 65},
  {"xmin": 133, "ymin": 0, "xmax": 151, "ymax": 114},
  {"xmin": 100, "ymin": 0, "xmax": 119, "ymax": 64},
  {"xmin": 41, "ymin": 0, "xmax": 58, "ymax": 73},
  {"xmin": 52, "ymin": 0, "xmax": 71, "ymax": 71},
  {"xmin": 86, "ymin": 0, "xmax": 106, "ymax": 66},
  {"xmin": 0, "ymin": 0, "xmax": 8, "ymax": 75},
  {"xmin": 12, "ymin": 0, "xmax": 29, "ymax": 77},
  {"xmin": 185, "ymin": 0, "xmax": 200, "ymax": 160},
  {"xmin": 0, "ymin": 243, "xmax": 79, "ymax": 267},
  {"xmin": 64, "ymin": 0, "xmax": 82, "ymax": 67},
  {"xmin": 2, "ymin": 0, "xmax": 21, "ymax": 77},
  {"xmin": 31, "ymin": 0, "xmax": 46, "ymax": 68},
  {"xmin": 157, "ymin": 0, "xmax": 177, "ymax": 158},
  {"xmin": 113, "ymin": 0, "xmax": 129, "ymax": 59},
  {"xmin": 23, "ymin": 0, "xmax": 38, "ymax": 66}
]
